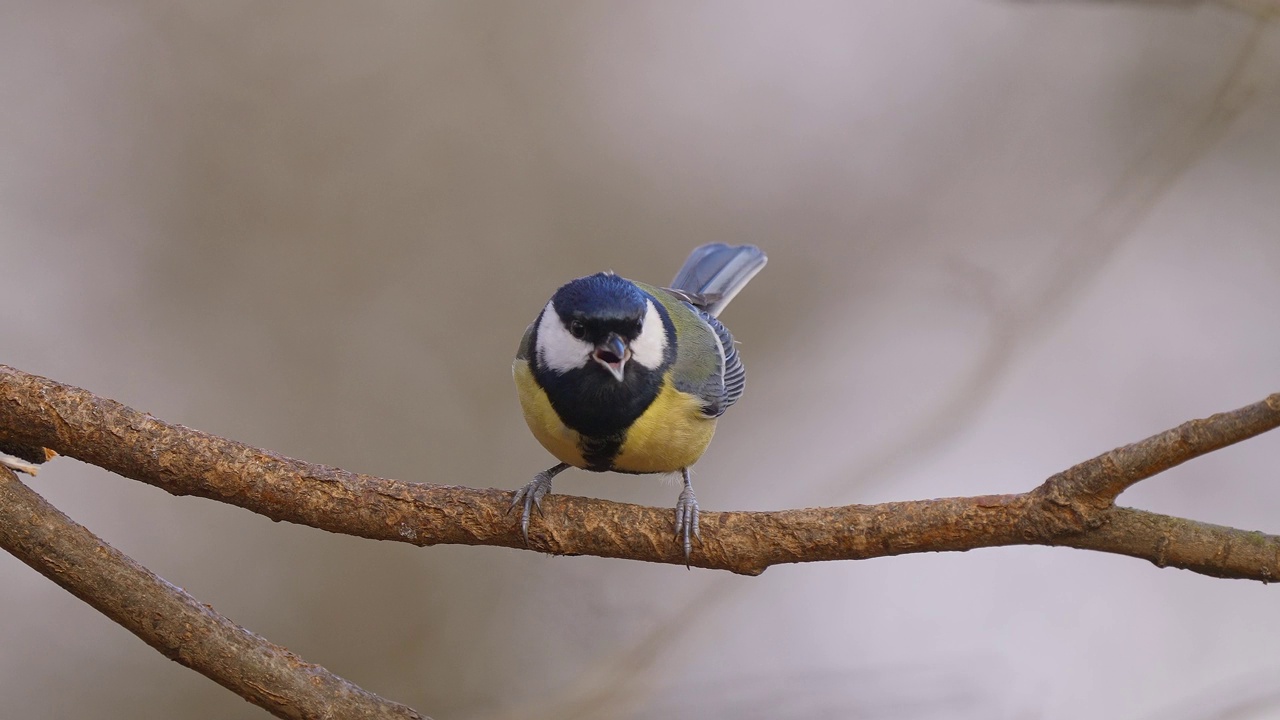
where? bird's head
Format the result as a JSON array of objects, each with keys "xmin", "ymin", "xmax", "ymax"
[{"xmin": 535, "ymin": 272, "xmax": 668, "ymax": 382}]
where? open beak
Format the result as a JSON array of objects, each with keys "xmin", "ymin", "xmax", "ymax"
[{"xmin": 592, "ymin": 332, "xmax": 631, "ymax": 382}]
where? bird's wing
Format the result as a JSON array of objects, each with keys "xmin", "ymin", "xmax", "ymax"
[
  {"xmin": 702, "ymin": 310, "xmax": 745, "ymax": 413},
  {"xmin": 645, "ymin": 284, "xmax": 741, "ymax": 418}
]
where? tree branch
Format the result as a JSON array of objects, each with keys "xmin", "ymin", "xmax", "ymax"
[
  {"xmin": 0, "ymin": 364, "xmax": 1277, "ymax": 580},
  {"xmin": 0, "ymin": 463, "xmax": 427, "ymax": 720}
]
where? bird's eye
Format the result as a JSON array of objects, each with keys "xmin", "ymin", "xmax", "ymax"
[{"xmin": 569, "ymin": 320, "xmax": 586, "ymax": 339}]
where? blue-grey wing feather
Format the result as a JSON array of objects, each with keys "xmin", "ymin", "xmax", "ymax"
[
  {"xmin": 706, "ymin": 312, "xmax": 745, "ymax": 413},
  {"xmin": 696, "ymin": 310, "xmax": 745, "ymax": 417},
  {"xmin": 663, "ymin": 243, "xmax": 763, "ymax": 416}
]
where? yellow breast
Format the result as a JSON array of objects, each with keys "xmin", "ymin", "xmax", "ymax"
[
  {"xmin": 513, "ymin": 360, "xmax": 587, "ymax": 468},
  {"xmin": 611, "ymin": 378, "xmax": 716, "ymax": 473},
  {"xmin": 514, "ymin": 361, "xmax": 717, "ymax": 473}
]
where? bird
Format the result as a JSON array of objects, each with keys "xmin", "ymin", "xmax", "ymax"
[{"xmin": 511, "ymin": 243, "xmax": 766, "ymax": 562}]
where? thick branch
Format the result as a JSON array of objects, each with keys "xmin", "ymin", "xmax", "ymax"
[
  {"xmin": 0, "ymin": 364, "xmax": 1278, "ymax": 580},
  {"xmin": 0, "ymin": 465, "xmax": 427, "ymax": 720}
]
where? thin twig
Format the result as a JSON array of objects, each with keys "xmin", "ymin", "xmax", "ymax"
[
  {"xmin": 0, "ymin": 464, "xmax": 428, "ymax": 720},
  {"xmin": 1, "ymin": 364, "xmax": 1277, "ymax": 579}
]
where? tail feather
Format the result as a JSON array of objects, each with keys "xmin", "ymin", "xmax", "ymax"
[{"xmin": 669, "ymin": 244, "xmax": 767, "ymax": 317}]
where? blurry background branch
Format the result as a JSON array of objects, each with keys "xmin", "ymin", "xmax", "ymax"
[
  {"xmin": 0, "ymin": 463, "xmax": 427, "ymax": 720},
  {"xmin": 2, "ymin": 364, "xmax": 1278, "ymax": 578}
]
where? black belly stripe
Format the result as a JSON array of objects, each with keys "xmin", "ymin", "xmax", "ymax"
[{"xmin": 581, "ymin": 433, "xmax": 625, "ymax": 471}]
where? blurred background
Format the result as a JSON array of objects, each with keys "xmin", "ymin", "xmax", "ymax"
[{"xmin": 3, "ymin": 2, "xmax": 1280, "ymax": 718}]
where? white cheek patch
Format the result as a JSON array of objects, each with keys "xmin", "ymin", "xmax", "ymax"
[
  {"xmin": 630, "ymin": 299, "xmax": 668, "ymax": 370},
  {"xmin": 536, "ymin": 301, "xmax": 593, "ymax": 374}
]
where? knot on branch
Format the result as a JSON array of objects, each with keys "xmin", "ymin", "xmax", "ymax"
[{"xmin": 1029, "ymin": 479, "xmax": 1116, "ymax": 537}]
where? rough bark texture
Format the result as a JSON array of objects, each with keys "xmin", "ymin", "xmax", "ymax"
[
  {"xmin": 1, "ymin": 364, "xmax": 1278, "ymax": 578},
  {"xmin": 1, "ymin": 364, "xmax": 1278, "ymax": 718},
  {"xmin": 0, "ymin": 464, "xmax": 427, "ymax": 720}
]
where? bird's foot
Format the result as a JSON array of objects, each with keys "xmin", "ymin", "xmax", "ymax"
[
  {"xmin": 674, "ymin": 469, "xmax": 702, "ymax": 566},
  {"xmin": 508, "ymin": 463, "xmax": 569, "ymax": 544}
]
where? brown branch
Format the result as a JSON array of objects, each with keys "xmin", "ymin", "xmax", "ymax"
[
  {"xmin": 0, "ymin": 364, "xmax": 1278, "ymax": 579},
  {"xmin": 0, "ymin": 464, "xmax": 428, "ymax": 720}
]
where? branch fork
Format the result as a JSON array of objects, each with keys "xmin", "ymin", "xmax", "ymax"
[{"xmin": 1, "ymin": 364, "xmax": 1277, "ymax": 718}]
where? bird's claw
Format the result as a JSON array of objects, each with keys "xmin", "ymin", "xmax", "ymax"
[
  {"xmin": 674, "ymin": 482, "xmax": 701, "ymax": 566},
  {"xmin": 509, "ymin": 470, "xmax": 556, "ymax": 544}
]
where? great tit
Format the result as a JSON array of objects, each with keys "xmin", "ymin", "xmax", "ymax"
[{"xmin": 511, "ymin": 243, "xmax": 767, "ymax": 560}]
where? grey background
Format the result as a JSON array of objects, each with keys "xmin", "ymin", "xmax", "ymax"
[{"xmin": 3, "ymin": 2, "xmax": 1279, "ymax": 718}]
